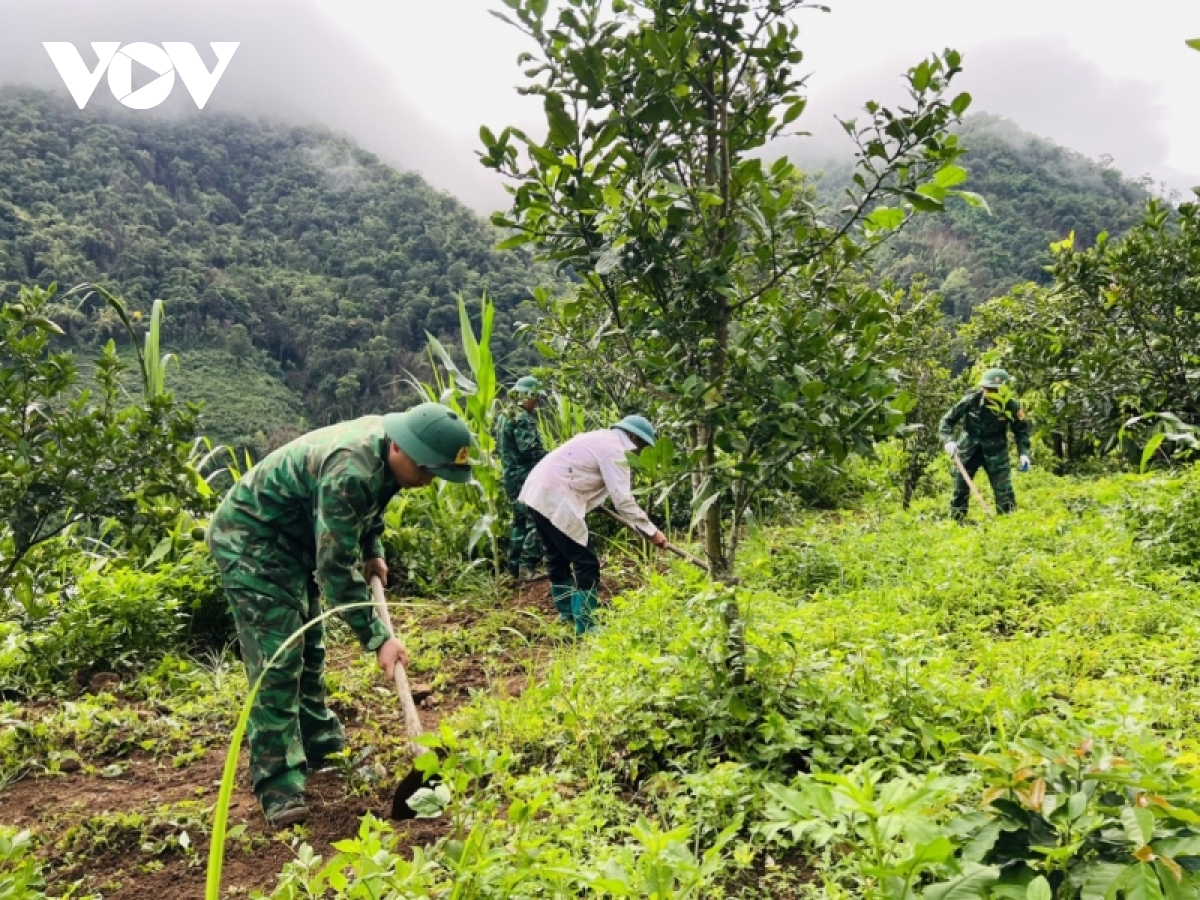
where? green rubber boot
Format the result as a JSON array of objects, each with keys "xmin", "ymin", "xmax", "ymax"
[
  {"xmin": 572, "ymin": 587, "xmax": 599, "ymax": 635},
  {"xmin": 550, "ymin": 583, "xmax": 574, "ymax": 623},
  {"xmin": 258, "ymin": 769, "xmax": 308, "ymax": 830}
]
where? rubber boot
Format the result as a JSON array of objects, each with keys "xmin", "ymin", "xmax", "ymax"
[
  {"xmin": 258, "ymin": 768, "xmax": 308, "ymax": 829},
  {"xmin": 550, "ymin": 583, "xmax": 574, "ymax": 623},
  {"xmin": 572, "ymin": 587, "xmax": 599, "ymax": 635}
]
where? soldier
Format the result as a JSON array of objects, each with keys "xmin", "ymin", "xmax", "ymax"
[
  {"xmin": 493, "ymin": 376, "xmax": 547, "ymax": 581},
  {"xmin": 206, "ymin": 403, "xmax": 473, "ymax": 828},
  {"xmin": 938, "ymin": 368, "xmax": 1032, "ymax": 521},
  {"xmin": 520, "ymin": 415, "xmax": 666, "ymax": 634}
]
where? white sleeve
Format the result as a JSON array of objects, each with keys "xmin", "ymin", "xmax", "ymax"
[{"xmin": 597, "ymin": 445, "xmax": 657, "ymax": 536}]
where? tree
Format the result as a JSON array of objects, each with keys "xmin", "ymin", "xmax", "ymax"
[
  {"xmin": 482, "ymin": 0, "xmax": 978, "ymax": 573},
  {"xmin": 879, "ymin": 276, "xmax": 967, "ymax": 508},
  {"xmin": 0, "ymin": 285, "xmax": 207, "ymax": 595},
  {"xmin": 225, "ymin": 323, "xmax": 253, "ymax": 369},
  {"xmin": 965, "ymin": 198, "xmax": 1200, "ymax": 467}
]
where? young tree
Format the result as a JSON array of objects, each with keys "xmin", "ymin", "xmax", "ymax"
[
  {"xmin": 225, "ymin": 323, "xmax": 253, "ymax": 369},
  {"xmin": 482, "ymin": 0, "xmax": 979, "ymax": 573},
  {"xmin": 966, "ymin": 198, "xmax": 1200, "ymax": 466},
  {"xmin": 0, "ymin": 285, "xmax": 207, "ymax": 593}
]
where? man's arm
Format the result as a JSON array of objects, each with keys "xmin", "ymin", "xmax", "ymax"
[
  {"xmin": 938, "ymin": 396, "xmax": 968, "ymax": 443},
  {"xmin": 360, "ymin": 515, "xmax": 386, "ymax": 563},
  {"xmin": 597, "ymin": 445, "xmax": 657, "ymax": 537},
  {"xmin": 314, "ymin": 468, "xmax": 392, "ymax": 652}
]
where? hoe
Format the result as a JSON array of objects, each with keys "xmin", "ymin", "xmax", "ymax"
[{"xmin": 369, "ymin": 575, "xmax": 438, "ymax": 820}]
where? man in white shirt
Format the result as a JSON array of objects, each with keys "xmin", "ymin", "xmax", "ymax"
[{"xmin": 519, "ymin": 415, "xmax": 667, "ymax": 634}]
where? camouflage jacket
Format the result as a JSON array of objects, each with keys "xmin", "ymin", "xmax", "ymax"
[
  {"xmin": 493, "ymin": 406, "xmax": 546, "ymax": 500},
  {"xmin": 938, "ymin": 390, "xmax": 1032, "ymax": 459},
  {"xmin": 212, "ymin": 416, "xmax": 398, "ymax": 651}
]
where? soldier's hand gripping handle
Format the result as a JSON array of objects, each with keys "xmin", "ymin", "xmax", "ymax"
[{"xmin": 377, "ymin": 638, "xmax": 409, "ymax": 681}]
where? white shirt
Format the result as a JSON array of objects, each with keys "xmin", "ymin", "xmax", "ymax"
[{"xmin": 519, "ymin": 428, "xmax": 657, "ymax": 546}]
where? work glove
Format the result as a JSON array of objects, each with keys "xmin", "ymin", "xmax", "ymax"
[
  {"xmin": 944, "ymin": 440, "xmax": 957, "ymax": 458},
  {"xmin": 1018, "ymin": 455, "xmax": 1031, "ymax": 473}
]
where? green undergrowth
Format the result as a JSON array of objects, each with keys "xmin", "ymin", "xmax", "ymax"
[{"xmin": 263, "ymin": 466, "xmax": 1200, "ymax": 898}]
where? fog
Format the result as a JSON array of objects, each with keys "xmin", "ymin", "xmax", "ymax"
[
  {"xmin": 1, "ymin": 1, "xmax": 1194, "ymax": 212},
  {"xmin": 0, "ymin": 0, "xmax": 510, "ymax": 210}
]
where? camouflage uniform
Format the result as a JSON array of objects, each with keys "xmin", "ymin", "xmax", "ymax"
[
  {"xmin": 938, "ymin": 390, "xmax": 1032, "ymax": 518},
  {"xmin": 207, "ymin": 416, "xmax": 396, "ymax": 816},
  {"xmin": 493, "ymin": 405, "xmax": 546, "ymax": 576}
]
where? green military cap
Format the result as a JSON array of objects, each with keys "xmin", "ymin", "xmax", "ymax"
[
  {"xmin": 979, "ymin": 368, "xmax": 1012, "ymax": 389},
  {"xmin": 511, "ymin": 375, "xmax": 542, "ymax": 397},
  {"xmin": 612, "ymin": 414, "xmax": 656, "ymax": 447},
  {"xmin": 382, "ymin": 402, "xmax": 474, "ymax": 483}
]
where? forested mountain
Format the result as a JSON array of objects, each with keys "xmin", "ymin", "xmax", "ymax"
[
  {"xmin": 0, "ymin": 89, "xmax": 556, "ymax": 448},
  {"xmin": 0, "ymin": 90, "xmax": 1154, "ymax": 451},
  {"xmin": 812, "ymin": 114, "xmax": 1153, "ymax": 317}
]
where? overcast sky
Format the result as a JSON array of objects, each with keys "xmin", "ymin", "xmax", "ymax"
[{"xmin": 1, "ymin": 0, "xmax": 1197, "ymax": 211}]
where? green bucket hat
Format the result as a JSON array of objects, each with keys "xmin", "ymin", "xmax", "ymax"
[
  {"xmin": 511, "ymin": 375, "xmax": 542, "ymax": 397},
  {"xmin": 382, "ymin": 402, "xmax": 474, "ymax": 483},
  {"xmin": 612, "ymin": 414, "xmax": 656, "ymax": 447},
  {"xmin": 979, "ymin": 368, "xmax": 1012, "ymax": 389}
]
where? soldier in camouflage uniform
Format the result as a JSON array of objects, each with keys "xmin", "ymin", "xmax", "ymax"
[
  {"xmin": 493, "ymin": 376, "xmax": 547, "ymax": 580},
  {"xmin": 938, "ymin": 368, "xmax": 1032, "ymax": 520},
  {"xmin": 206, "ymin": 402, "xmax": 473, "ymax": 828}
]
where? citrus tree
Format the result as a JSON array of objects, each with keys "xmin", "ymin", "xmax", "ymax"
[
  {"xmin": 967, "ymin": 198, "xmax": 1200, "ymax": 466},
  {"xmin": 0, "ymin": 285, "xmax": 205, "ymax": 595},
  {"xmin": 482, "ymin": 0, "xmax": 981, "ymax": 573}
]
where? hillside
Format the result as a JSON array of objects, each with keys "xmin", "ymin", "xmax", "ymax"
[
  {"xmin": 5, "ymin": 463, "xmax": 1200, "ymax": 896},
  {"xmin": 0, "ymin": 88, "xmax": 555, "ymax": 440},
  {"xmin": 812, "ymin": 114, "xmax": 1152, "ymax": 317}
]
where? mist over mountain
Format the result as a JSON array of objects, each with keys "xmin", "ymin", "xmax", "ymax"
[
  {"xmin": 805, "ymin": 113, "xmax": 1153, "ymax": 318},
  {"xmin": 0, "ymin": 0, "xmax": 509, "ymax": 210}
]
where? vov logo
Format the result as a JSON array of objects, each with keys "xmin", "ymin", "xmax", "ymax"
[{"xmin": 42, "ymin": 42, "xmax": 239, "ymax": 110}]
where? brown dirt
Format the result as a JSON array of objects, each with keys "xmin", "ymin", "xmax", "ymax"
[{"xmin": 0, "ymin": 576, "xmax": 617, "ymax": 899}]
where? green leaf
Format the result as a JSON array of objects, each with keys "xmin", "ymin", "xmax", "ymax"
[
  {"xmin": 934, "ymin": 164, "xmax": 969, "ymax": 188},
  {"xmin": 1187, "ymin": 38, "xmax": 1200, "ymax": 51},
  {"xmin": 867, "ymin": 207, "xmax": 906, "ymax": 230},
  {"xmin": 903, "ymin": 190, "xmax": 945, "ymax": 213},
  {"xmin": 1027, "ymin": 876, "xmax": 1052, "ymax": 900},
  {"xmin": 495, "ymin": 232, "xmax": 532, "ymax": 250},
  {"xmin": 951, "ymin": 190, "xmax": 992, "ymax": 214},
  {"xmin": 1124, "ymin": 806, "xmax": 1157, "ymax": 848},
  {"xmin": 924, "ymin": 866, "xmax": 1001, "ymax": 900},
  {"xmin": 1140, "ymin": 432, "xmax": 1166, "ymax": 473},
  {"xmin": 544, "ymin": 93, "xmax": 577, "ymax": 146},
  {"xmin": 1120, "ymin": 862, "xmax": 1166, "ymax": 900},
  {"xmin": 951, "ymin": 91, "xmax": 973, "ymax": 115},
  {"xmin": 1080, "ymin": 862, "xmax": 1131, "ymax": 900}
]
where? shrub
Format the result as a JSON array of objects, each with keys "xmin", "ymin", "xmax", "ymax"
[
  {"xmin": 1128, "ymin": 467, "xmax": 1200, "ymax": 573},
  {"xmin": 5, "ymin": 545, "xmax": 225, "ymax": 691}
]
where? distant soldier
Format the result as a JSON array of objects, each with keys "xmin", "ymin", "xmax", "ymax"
[
  {"xmin": 938, "ymin": 368, "xmax": 1032, "ymax": 520},
  {"xmin": 493, "ymin": 376, "xmax": 547, "ymax": 580},
  {"xmin": 206, "ymin": 403, "xmax": 473, "ymax": 828},
  {"xmin": 520, "ymin": 415, "xmax": 666, "ymax": 634}
]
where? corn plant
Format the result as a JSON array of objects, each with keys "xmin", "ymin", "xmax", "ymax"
[
  {"xmin": 204, "ymin": 599, "xmax": 398, "ymax": 900},
  {"xmin": 536, "ymin": 391, "xmax": 590, "ymax": 450},
  {"xmin": 410, "ymin": 293, "xmax": 505, "ymax": 573}
]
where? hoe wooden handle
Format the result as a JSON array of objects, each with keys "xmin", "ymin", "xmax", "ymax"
[
  {"xmin": 370, "ymin": 576, "xmax": 424, "ymax": 757},
  {"xmin": 595, "ymin": 505, "xmax": 710, "ymax": 571},
  {"xmin": 952, "ymin": 452, "xmax": 994, "ymax": 517}
]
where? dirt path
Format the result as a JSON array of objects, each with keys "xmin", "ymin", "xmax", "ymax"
[{"xmin": 0, "ymin": 579, "xmax": 582, "ymax": 899}]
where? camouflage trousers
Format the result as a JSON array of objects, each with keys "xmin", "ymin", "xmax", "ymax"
[
  {"xmin": 505, "ymin": 500, "xmax": 544, "ymax": 576},
  {"xmin": 951, "ymin": 446, "xmax": 1016, "ymax": 519},
  {"xmin": 207, "ymin": 527, "xmax": 345, "ymax": 811}
]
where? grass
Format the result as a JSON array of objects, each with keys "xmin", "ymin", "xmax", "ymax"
[
  {"xmin": 252, "ymin": 464, "xmax": 1200, "ymax": 897},
  {"xmin": 7, "ymin": 462, "xmax": 1200, "ymax": 897}
]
